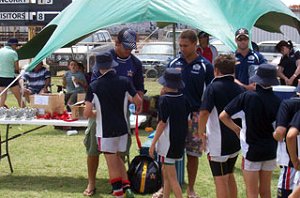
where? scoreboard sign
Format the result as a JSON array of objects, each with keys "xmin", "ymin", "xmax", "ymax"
[{"xmin": 0, "ymin": 0, "xmax": 71, "ymax": 26}]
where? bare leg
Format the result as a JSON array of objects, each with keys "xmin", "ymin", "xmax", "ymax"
[
  {"xmin": 243, "ymin": 169, "xmax": 259, "ymax": 198},
  {"xmin": 164, "ymin": 164, "xmax": 183, "ymax": 198},
  {"xmin": 0, "ymin": 87, "xmax": 7, "ymax": 107},
  {"xmin": 10, "ymin": 85, "xmax": 24, "ymax": 107},
  {"xmin": 289, "ymin": 185, "xmax": 300, "ymax": 198},
  {"xmin": 187, "ymin": 154, "xmax": 198, "ymax": 196},
  {"xmin": 228, "ymin": 173, "xmax": 237, "ymax": 198},
  {"xmin": 259, "ymin": 170, "xmax": 272, "ymax": 198},
  {"xmin": 86, "ymin": 155, "xmax": 99, "ymax": 191},
  {"xmin": 214, "ymin": 175, "xmax": 231, "ymax": 198},
  {"xmin": 117, "ymin": 155, "xmax": 129, "ymax": 180},
  {"xmin": 162, "ymin": 165, "xmax": 171, "ymax": 198}
]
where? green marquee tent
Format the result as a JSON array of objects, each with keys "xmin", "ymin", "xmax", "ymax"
[{"xmin": 17, "ymin": 0, "xmax": 300, "ymax": 71}]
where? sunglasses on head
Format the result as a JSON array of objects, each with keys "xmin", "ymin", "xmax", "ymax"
[{"xmin": 237, "ymin": 36, "xmax": 249, "ymax": 41}]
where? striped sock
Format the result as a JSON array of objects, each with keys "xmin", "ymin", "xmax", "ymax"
[
  {"xmin": 110, "ymin": 177, "xmax": 124, "ymax": 197},
  {"xmin": 122, "ymin": 179, "xmax": 131, "ymax": 192}
]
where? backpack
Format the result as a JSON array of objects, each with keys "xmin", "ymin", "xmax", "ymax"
[{"xmin": 127, "ymin": 155, "xmax": 162, "ymax": 194}]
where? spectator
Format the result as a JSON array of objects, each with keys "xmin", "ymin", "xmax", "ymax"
[
  {"xmin": 163, "ymin": 29, "xmax": 214, "ymax": 198},
  {"xmin": 84, "ymin": 28, "xmax": 144, "ymax": 197},
  {"xmin": 198, "ymin": 54, "xmax": 244, "ymax": 198},
  {"xmin": 77, "ymin": 62, "xmax": 91, "ymax": 89},
  {"xmin": 234, "ymin": 28, "xmax": 267, "ymax": 90},
  {"xmin": 220, "ymin": 64, "xmax": 281, "ymax": 198},
  {"xmin": 149, "ymin": 68, "xmax": 189, "ymax": 198},
  {"xmin": 84, "ymin": 52, "xmax": 142, "ymax": 198},
  {"xmin": 196, "ymin": 31, "xmax": 218, "ymax": 64},
  {"xmin": 21, "ymin": 61, "xmax": 51, "ymax": 102},
  {"xmin": 62, "ymin": 60, "xmax": 87, "ymax": 109},
  {"xmin": 0, "ymin": 38, "xmax": 24, "ymax": 107},
  {"xmin": 275, "ymin": 40, "xmax": 300, "ymax": 86}
]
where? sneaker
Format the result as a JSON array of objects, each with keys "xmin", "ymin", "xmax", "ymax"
[{"xmin": 125, "ymin": 188, "xmax": 135, "ymax": 198}]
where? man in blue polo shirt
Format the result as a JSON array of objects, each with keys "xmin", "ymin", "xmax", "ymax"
[
  {"xmin": 234, "ymin": 28, "xmax": 267, "ymax": 91},
  {"xmin": 198, "ymin": 54, "xmax": 244, "ymax": 198},
  {"xmin": 83, "ymin": 28, "xmax": 144, "ymax": 197},
  {"xmin": 167, "ymin": 29, "xmax": 214, "ymax": 198}
]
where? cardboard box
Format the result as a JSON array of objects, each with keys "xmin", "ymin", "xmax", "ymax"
[
  {"xmin": 70, "ymin": 101, "xmax": 86, "ymax": 120},
  {"xmin": 77, "ymin": 93, "xmax": 86, "ymax": 102},
  {"xmin": 30, "ymin": 93, "xmax": 65, "ymax": 115}
]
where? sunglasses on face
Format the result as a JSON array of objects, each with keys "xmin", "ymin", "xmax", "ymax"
[{"xmin": 237, "ymin": 37, "xmax": 249, "ymax": 41}]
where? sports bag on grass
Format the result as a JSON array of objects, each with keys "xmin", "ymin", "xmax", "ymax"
[{"xmin": 127, "ymin": 155, "xmax": 162, "ymax": 194}]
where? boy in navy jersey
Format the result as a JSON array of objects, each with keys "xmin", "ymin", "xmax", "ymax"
[
  {"xmin": 220, "ymin": 64, "xmax": 281, "ymax": 198},
  {"xmin": 273, "ymin": 84, "xmax": 300, "ymax": 198},
  {"xmin": 84, "ymin": 52, "xmax": 142, "ymax": 198},
  {"xmin": 198, "ymin": 54, "xmax": 244, "ymax": 198},
  {"xmin": 149, "ymin": 68, "xmax": 189, "ymax": 198}
]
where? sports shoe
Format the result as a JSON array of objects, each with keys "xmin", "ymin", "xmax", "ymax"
[{"xmin": 125, "ymin": 188, "xmax": 135, "ymax": 198}]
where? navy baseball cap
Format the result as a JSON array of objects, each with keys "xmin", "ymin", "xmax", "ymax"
[
  {"xmin": 117, "ymin": 28, "xmax": 137, "ymax": 50},
  {"xmin": 235, "ymin": 28, "xmax": 249, "ymax": 39},
  {"xmin": 6, "ymin": 38, "xmax": 19, "ymax": 45},
  {"xmin": 94, "ymin": 52, "xmax": 118, "ymax": 70},
  {"xmin": 158, "ymin": 68, "xmax": 185, "ymax": 89},
  {"xmin": 198, "ymin": 31, "xmax": 209, "ymax": 38}
]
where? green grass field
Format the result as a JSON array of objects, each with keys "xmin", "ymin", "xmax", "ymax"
[{"xmin": 0, "ymin": 78, "xmax": 280, "ymax": 197}]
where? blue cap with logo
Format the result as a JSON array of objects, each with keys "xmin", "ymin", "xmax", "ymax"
[
  {"xmin": 117, "ymin": 28, "xmax": 137, "ymax": 50},
  {"xmin": 235, "ymin": 28, "xmax": 249, "ymax": 39}
]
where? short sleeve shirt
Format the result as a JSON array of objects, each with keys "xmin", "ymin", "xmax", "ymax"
[
  {"xmin": 200, "ymin": 75, "xmax": 244, "ymax": 156},
  {"xmin": 156, "ymin": 92, "xmax": 189, "ymax": 159},
  {"xmin": 278, "ymin": 50, "xmax": 300, "ymax": 86},
  {"xmin": 85, "ymin": 70, "xmax": 137, "ymax": 138},
  {"xmin": 224, "ymin": 85, "xmax": 281, "ymax": 161},
  {"xmin": 22, "ymin": 67, "xmax": 51, "ymax": 94},
  {"xmin": 168, "ymin": 55, "xmax": 214, "ymax": 112},
  {"xmin": 0, "ymin": 46, "xmax": 18, "ymax": 78},
  {"xmin": 64, "ymin": 70, "xmax": 86, "ymax": 93},
  {"xmin": 235, "ymin": 49, "xmax": 267, "ymax": 85},
  {"xmin": 290, "ymin": 111, "xmax": 300, "ymax": 131}
]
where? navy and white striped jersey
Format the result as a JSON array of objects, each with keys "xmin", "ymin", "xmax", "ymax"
[
  {"xmin": 85, "ymin": 70, "xmax": 137, "ymax": 138},
  {"xmin": 201, "ymin": 75, "xmax": 244, "ymax": 156},
  {"xmin": 224, "ymin": 85, "xmax": 281, "ymax": 161}
]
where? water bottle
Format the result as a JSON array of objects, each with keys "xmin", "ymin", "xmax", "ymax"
[
  {"xmin": 129, "ymin": 103, "xmax": 135, "ymax": 123},
  {"xmin": 129, "ymin": 103, "xmax": 136, "ymax": 115}
]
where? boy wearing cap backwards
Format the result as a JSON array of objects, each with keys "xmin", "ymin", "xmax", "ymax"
[
  {"xmin": 274, "ymin": 85, "xmax": 300, "ymax": 198},
  {"xmin": 234, "ymin": 28, "xmax": 267, "ymax": 91},
  {"xmin": 84, "ymin": 52, "xmax": 142, "ymax": 198},
  {"xmin": 198, "ymin": 54, "xmax": 244, "ymax": 198},
  {"xmin": 220, "ymin": 64, "xmax": 281, "ymax": 198},
  {"xmin": 0, "ymin": 38, "xmax": 24, "ymax": 107},
  {"xmin": 84, "ymin": 28, "xmax": 144, "ymax": 196},
  {"xmin": 149, "ymin": 68, "xmax": 189, "ymax": 198}
]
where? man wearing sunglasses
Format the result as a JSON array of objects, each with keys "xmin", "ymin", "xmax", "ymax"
[{"xmin": 234, "ymin": 28, "xmax": 267, "ymax": 90}]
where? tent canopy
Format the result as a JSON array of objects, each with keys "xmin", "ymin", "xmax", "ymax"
[{"xmin": 18, "ymin": 0, "xmax": 300, "ymax": 71}]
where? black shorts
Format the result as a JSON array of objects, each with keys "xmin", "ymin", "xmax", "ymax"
[
  {"xmin": 208, "ymin": 155, "xmax": 238, "ymax": 177},
  {"xmin": 0, "ymin": 77, "xmax": 19, "ymax": 87}
]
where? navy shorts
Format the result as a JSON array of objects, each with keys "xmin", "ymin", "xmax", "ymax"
[
  {"xmin": 0, "ymin": 77, "xmax": 19, "ymax": 87},
  {"xmin": 208, "ymin": 155, "xmax": 238, "ymax": 176}
]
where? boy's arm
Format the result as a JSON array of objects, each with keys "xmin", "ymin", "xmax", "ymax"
[
  {"xmin": 83, "ymin": 101, "xmax": 96, "ymax": 118},
  {"xmin": 286, "ymin": 127, "xmax": 300, "ymax": 170},
  {"xmin": 198, "ymin": 110, "xmax": 210, "ymax": 151},
  {"xmin": 273, "ymin": 126, "xmax": 286, "ymax": 141},
  {"xmin": 132, "ymin": 93, "xmax": 142, "ymax": 113},
  {"xmin": 219, "ymin": 110, "xmax": 241, "ymax": 137},
  {"xmin": 149, "ymin": 121, "xmax": 167, "ymax": 158}
]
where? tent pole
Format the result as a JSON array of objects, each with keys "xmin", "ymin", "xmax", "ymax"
[{"xmin": 172, "ymin": 23, "xmax": 176, "ymax": 58}]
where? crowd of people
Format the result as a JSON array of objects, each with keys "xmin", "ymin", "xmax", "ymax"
[{"xmin": 0, "ymin": 26, "xmax": 300, "ymax": 198}]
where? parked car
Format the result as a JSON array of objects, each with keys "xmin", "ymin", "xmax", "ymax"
[
  {"xmin": 46, "ymin": 30, "xmax": 113, "ymax": 75},
  {"xmin": 257, "ymin": 41, "xmax": 282, "ymax": 63},
  {"xmin": 134, "ymin": 42, "xmax": 175, "ymax": 78},
  {"xmin": 210, "ymin": 39, "xmax": 233, "ymax": 55}
]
